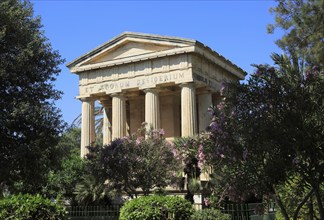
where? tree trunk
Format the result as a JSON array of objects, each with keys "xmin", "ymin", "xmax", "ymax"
[
  {"xmin": 272, "ymin": 185, "xmax": 290, "ymax": 220},
  {"xmin": 308, "ymin": 197, "xmax": 314, "ymax": 220},
  {"xmin": 293, "ymin": 188, "xmax": 314, "ymax": 220},
  {"xmin": 313, "ymin": 186, "xmax": 324, "ymax": 220}
]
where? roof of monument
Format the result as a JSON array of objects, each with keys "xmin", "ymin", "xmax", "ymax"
[{"xmin": 67, "ymin": 32, "xmax": 247, "ymax": 78}]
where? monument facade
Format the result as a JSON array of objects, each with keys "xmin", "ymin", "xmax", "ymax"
[{"xmin": 67, "ymin": 32, "xmax": 246, "ymax": 157}]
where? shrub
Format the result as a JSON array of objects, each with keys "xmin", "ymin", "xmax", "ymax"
[
  {"xmin": 85, "ymin": 127, "xmax": 182, "ymax": 198},
  {"xmin": 119, "ymin": 195, "xmax": 194, "ymax": 220},
  {"xmin": 0, "ymin": 194, "xmax": 67, "ymax": 220},
  {"xmin": 191, "ymin": 208, "xmax": 231, "ymax": 220}
]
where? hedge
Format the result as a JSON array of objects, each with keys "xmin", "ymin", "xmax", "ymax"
[
  {"xmin": 119, "ymin": 195, "xmax": 194, "ymax": 220},
  {"xmin": 190, "ymin": 208, "xmax": 231, "ymax": 220},
  {"xmin": 0, "ymin": 194, "xmax": 67, "ymax": 220}
]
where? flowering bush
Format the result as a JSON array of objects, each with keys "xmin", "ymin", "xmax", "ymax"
[
  {"xmin": 198, "ymin": 54, "xmax": 324, "ymax": 219},
  {"xmin": 84, "ymin": 125, "xmax": 181, "ymax": 198}
]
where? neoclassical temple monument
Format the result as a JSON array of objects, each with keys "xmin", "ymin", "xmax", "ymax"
[{"xmin": 67, "ymin": 32, "xmax": 246, "ymax": 157}]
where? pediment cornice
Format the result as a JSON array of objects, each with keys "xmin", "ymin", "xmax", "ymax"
[
  {"xmin": 67, "ymin": 32, "xmax": 196, "ymax": 69},
  {"xmin": 69, "ymin": 46, "xmax": 195, "ymax": 73}
]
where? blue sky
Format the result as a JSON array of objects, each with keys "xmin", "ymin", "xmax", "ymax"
[{"xmin": 31, "ymin": 0, "xmax": 282, "ymax": 125}]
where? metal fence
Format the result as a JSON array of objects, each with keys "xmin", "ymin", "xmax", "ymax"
[
  {"xmin": 66, "ymin": 203, "xmax": 275, "ymax": 220},
  {"xmin": 66, "ymin": 205, "xmax": 122, "ymax": 220},
  {"xmin": 221, "ymin": 203, "xmax": 276, "ymax": 220}
]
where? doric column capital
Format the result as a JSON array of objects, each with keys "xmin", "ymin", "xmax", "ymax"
[
  {"xmin": 110, "ymin": 92, "xmax": 124, "ymax": 97},
  {"xmin": 110, "ymin": 93, "xmax": 127, "ymax": 101},
  {"xmin": 144, "ymin": 88, "xmax": 160, "ymax": 94},
  {"xmin": 79, "ymin": 96, "xmax": 96, "ymax": 102},
  {"xmin": 196, "ymin": 87, "xmax": 213, "ymax": 95},
  {"xmin": 99, "ymin": 97, "xmax": 112, "ymax": 108},
  {"xmin": 179, "ymin": 82, "xmax": 196, "ymax": 89}
]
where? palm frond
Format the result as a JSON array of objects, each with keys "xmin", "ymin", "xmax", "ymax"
[{"xmin": 72, "ymin": 106, "xmax": 104, "ymax": 135}]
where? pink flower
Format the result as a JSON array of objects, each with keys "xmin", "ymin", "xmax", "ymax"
[
  {"xmin": 172, "ymin": 148, "xmax": 178, "ymax": 157},
  {"xmin": 217, "ymin": 102, "xmax": 224, "ymax": 110},
  {"xmin": 136, "ymin": 136, "xmax": 144, "ymax": 145},
  {"xmin": 198, "ymin": 160, "xmax": 202, "ymax": 168},
  {"xmin": 198, "ymin": 151, "xmax": 205, "ymax": 161},
  {"xmin": 159, "ymin": 129, "xmax": 165, "ymax": 135},
  {"xmin": 220, "ymin": 154, "xmax": 225, "ymax": 158},
  {"xmin": 204, "ymin": 198, "xmax": 210, "ymax": 206},
  {"xmin": 167, "ymin": 140, "xmax": 175, "ymax": 148},
  {"xmin": 220, "ymin": 82, "xmax": 227, "ymax": 95},
  {"xmin": 198, "ymin": 145, "xmax": 204, "ymax": 159},
  {"xmin": 152, "ymin": 129, "xmax": 159, "ymax": 139}
]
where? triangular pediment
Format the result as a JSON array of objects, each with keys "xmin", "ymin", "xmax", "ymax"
[
  {"xmin": 83, "ymin": 41, "xmax": 176, "ymax": 65},
  {"xmin": 67, "ymin": 32, "xmax": 197, "ymax": 71}
]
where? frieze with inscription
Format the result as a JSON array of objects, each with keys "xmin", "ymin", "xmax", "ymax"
[{"xmin": 79, "ymin": 70, "xmax": 192, "ymax": 96}]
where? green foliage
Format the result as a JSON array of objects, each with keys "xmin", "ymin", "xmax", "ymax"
[
  {"xmin": 42, "ymin": 128, "xmax": 86, "ymax": 204},
  {"xmin": 0, "ymin": 194, "xmax": 67, "ymax": 220},
  {"xmin": 268, "ymin": 0, "xmax": 324, "ymax": 67},
  {"xmin": 275, "ymin": 176, "xmax": 324, "ymax": 220},
  {"xmin": 0, "ymin": 0, "xmax": 65, "ymax": 193},
  {"xmin": 56, "ymin": 127, "xmax": 82, "ymax": 153},
  {"xmin": 82, "ymin": 126, "xmax": 181, "ymax": 199},
  {"xmin": 74, "ymin": 174, "xmax": 111, "ymax": 206},
  {"xmin": 190, "ymin": 208, "xmax": 231, "ymax": 220},
  {"xmin": 44, "ymin": 149, "xmax": 86, "ymax": 203},
  {"xmin": 119, "ymin": 195, "xmax": 194, "ymax": 220},
  {"xmin": 173, "ymin": 137, "xmax": 202, "ymax": 203}
]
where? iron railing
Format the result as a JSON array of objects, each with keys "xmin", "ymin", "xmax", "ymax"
[
  {"xmin": 221, "ymin": 203, "xmax": 276, "ymax": 220},
  {"xmin": 66, "ymin": 203, "xmax": 275, "ymax": 220},
  {"xmin": 66, "ymin": 205, "xmax": 122, "ymax": 220}
]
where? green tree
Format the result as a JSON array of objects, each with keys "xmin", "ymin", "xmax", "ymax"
[
  {"xmin": 268, "ymin": 0, "xmax": 324, "ymax": 68},
  {"xmin": 202, "ymin": 54, "xmax": 323, "ymax": 220},
  {"xmin": 0, "ymin": 0, "xmax": 65, "ymax": 194},
  {"xmin": 42, "ymin": 128, "xmax": 86, "ymax": 205}
]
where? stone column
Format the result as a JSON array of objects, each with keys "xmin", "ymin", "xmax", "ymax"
[
  {"xmin": 111, "ymin": 93, "xmax": 126, "ymax": 140},
  {"xmin": 99, "ymin": 98, "xmax": 112, "ymax": 145},
  {"xmin": 144, "ymin": 88, "xmax": 160, "ymax": 129},
  {"xmin": 80, "ymin": 97, "xmax": 95, "ymax": 157},
  {"xmin": 180, "ymin": 83, "xmax": 197, "ymax": 137},
  {"xmin": 198, "ymin": 91, "xmax": 212, "ymax": 133}
]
